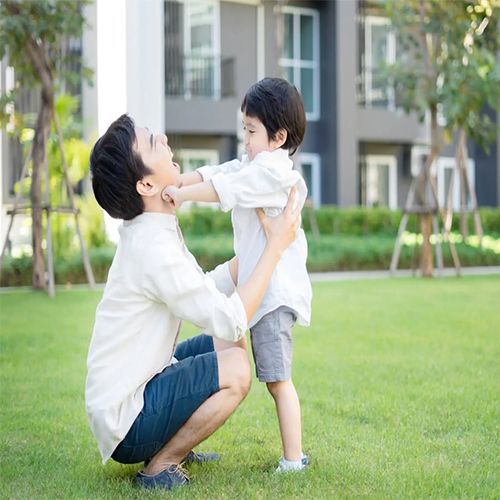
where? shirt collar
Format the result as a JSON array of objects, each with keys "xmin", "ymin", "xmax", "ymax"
[
  {"xmin": 123, "ymin": 212, "xmax": 178, "ymax": 232},
  {"xmin": 242, "ymin": 149, "xmax": 293, "ymax": 171}
]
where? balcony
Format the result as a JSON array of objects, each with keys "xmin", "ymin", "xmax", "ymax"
[{"xmin": 165, "ymin": 56, "xmax": 235, "ymax": 100}]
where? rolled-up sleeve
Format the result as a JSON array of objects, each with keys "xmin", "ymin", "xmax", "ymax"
[
  {"xmin": 143, "ymin": 236, "xmax": 247, "ymax": 342},
  {"xmin": 210, "ymin": 166, "xmax": 308, "ymax": 212},
  {"xmin": 197, "ymin": 159, "xmax": 243, "ymax": 182},
  {"xmin": 206, "ymin": 261, "xmax": 236, "ymax": 296}
]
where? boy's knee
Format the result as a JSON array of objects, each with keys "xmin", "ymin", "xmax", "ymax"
[{"xmin": 266, "ymin": 379, "xmax": 290, "ymax": 398}]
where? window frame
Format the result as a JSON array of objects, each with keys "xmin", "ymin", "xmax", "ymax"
[
  {"xmin": 365, "ymin": 154, "xmax": 398, "ymax": 210},
  {"xmin": 364, "ymin": 15, "xmax": 396, "ymax": 111},
  {"xmin": 436, "ymin": 156, "xmax": 475, "ymax": 211},
  {"xmin": 279, "ymin": 6, "xmax": 320, "ymax": 121},
  {"xmin": 296, "ymin": 152, "xmax": 321, "ymax": 208},
  {"xmin": 176, "ymin": 148, "xmax": 220, "ymax": 210},
  {"xmin": 177, "ymin": 148, "xmax": 220, "ymax": 173}
]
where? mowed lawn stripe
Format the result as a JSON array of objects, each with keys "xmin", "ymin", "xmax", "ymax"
[{"xmin": 1, "ymin": 275, "xmax": 498, "ymax": 499}]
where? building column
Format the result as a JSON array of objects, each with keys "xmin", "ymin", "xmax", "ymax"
[
  {"xmin": 126, "ymin": 0, "xmax": 165, "ymax": 134},
  {"xmin": 96, "ymin": 0, "xmax": 128, "ymax": 136},
  {"xmin": 336, "ymin": 0, "xmax": 358, "ymax": 206}
]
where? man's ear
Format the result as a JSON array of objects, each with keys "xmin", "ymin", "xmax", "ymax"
[
  {"xmin": 274, "ymin": 129, "xmax": 288, "ymax": 149},
  {"xmin": 136, "ymin": 179, "xmax": 159, "ymax": 197}
]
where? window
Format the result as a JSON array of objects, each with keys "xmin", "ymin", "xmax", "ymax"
[
  {"xmin": 437, "ymin": 157, "xmax": 475, "ymax": 211},
  {"xmin": 365, "ymin": 155, "xmax": 398, "ymax": 210},
  {"xmin": 296, "ymin": 153, "xmax": 321, "ymax": 208},
  {"xmin": 411, "ymin": 145, "xmax": 437, "ymax": 177},
  {"xmin": 279, "ymin": 7, "xmax": 320, "ymax": 120},
  {"xmin": 177, "ymin": 148, "xmax": 219, "ymax": 173},
  {"xmin": 362, "ymin": 16, "xmax": 396, "ymax": 110},
  {"xmin": 176, "ymin": 149, "xmax": 220, "ymax": 209},
  {"xmin": 165, "ymin": 0, "xmax": 221, "ymax": 99}
]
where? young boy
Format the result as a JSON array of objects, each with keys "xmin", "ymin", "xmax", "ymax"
[{"xmin": 163, "ymin": 78, "xmax": 312, "ymax": 472}]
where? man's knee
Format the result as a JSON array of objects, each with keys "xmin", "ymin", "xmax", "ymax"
[
  {"xmin": 217, "ymin": 347, "xmax": 251, "ymax": 397},
  {"xmin": 232, "ymin": 348, "xmax": 251, "ymax": 397}
]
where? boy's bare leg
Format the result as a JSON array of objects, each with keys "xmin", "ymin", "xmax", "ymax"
[
  {"xmin": 266, "ymin": 380, "xmax": 302, "ymax": 462},
  {"xmin": 144, "ymin": 347, "xmax": 250, "ymax": 476}
]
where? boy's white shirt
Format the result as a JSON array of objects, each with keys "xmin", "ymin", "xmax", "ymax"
[
  {"xmin": 197, "ymin": 148, "xmax": 312, "ymax": 328},
  {"xmin": 85, "ymin": 213, "xmax": 246, "ymax": 463}
]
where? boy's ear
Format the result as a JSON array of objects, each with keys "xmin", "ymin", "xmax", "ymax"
[
  {"xmin": 136, "ymin": 179, "xmax": 159, "ymax": 197},
  {"xmin": 275, "ymin": 129, "xmax": 288, "ymax": 149}
]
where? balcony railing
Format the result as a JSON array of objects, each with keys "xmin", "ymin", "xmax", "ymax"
[{"xmin": 165, "ymin": 56, "xmax": 235, "ymax": 99}]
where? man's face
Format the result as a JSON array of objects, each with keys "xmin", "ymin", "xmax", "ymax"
[
  {"xmin": 134, "ymin": 126, "xmax": 181, "ymax": 190},
  {"xmin": 243, "ymin": 112, "xmax": 281, "ymax": 161}
]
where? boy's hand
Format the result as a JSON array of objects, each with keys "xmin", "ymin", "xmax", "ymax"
[{"xmin": 162, "ymin": 185, "xmax": 183, "ymax": 209}]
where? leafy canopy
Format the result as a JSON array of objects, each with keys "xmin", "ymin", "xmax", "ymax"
[{"xmin": 384, "ymin": 0, "xmax": 500, "ymax": 148}]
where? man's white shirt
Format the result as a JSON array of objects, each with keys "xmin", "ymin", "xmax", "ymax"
[
  {"xmin": 85, "ymin": 213, "xmax": 246, "ymax": 463},
  {"xmin": 198, "ymin": 148, "xmax": 312, "ymax": 329}
]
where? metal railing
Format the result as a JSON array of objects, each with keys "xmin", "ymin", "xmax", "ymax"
[{"xmin": 165, "ymin": 56, "xmax": 235, "ymax": 99}]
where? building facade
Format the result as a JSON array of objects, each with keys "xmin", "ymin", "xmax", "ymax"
[{"xmin": 1, "ymin": 0, "xmax": 499, "ymax": 247}]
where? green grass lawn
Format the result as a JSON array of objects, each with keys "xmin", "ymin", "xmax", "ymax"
[{"xmin": 1, "ymin": 276, "xmax": 499, "ymax": 499}]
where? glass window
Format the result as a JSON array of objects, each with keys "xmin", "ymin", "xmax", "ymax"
[
  {"xmin": 279, "ymin": 7, "xmax": 320, "ymax": 120},
  {"xmin": 296, "ymin": 153, "xmax": 321, "ymax": 208},
  {"xmin": 365, "ymin": 155, "xmax": 398, "ymax": 210},
  {"xmin": 436, "ymin": 157, "xmax": 475, "ymax": 211},
  {"xmin": 364, "ymin": 16, "xmax": 396, "ymax": 110},
  {"xmin": 300, "ymin": 15, "xmax": 313, "ymax": 61},
  {"xmin": 283, "ymin": 13, "xmax": 294, "ymax": 59},
  {"xmin": 176, "ymin": 149, "xmax": 220, "ymax": 209}
]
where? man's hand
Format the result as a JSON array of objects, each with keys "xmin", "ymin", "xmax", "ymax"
[
  {"xmin": 255, "ymin": 186, "xmax": 302, "ymax": 256},
  {"xmin": 162, "ymin": 185, "xmax": 184, "ymax": 209}
]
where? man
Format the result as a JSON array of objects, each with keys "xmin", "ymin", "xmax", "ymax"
[{"xmin": 85, "ymin": 114, "xmax": 302, "ymax": 490}]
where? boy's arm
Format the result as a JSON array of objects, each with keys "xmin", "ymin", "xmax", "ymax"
[
  {"xmin": 180, "ymin": 171, "xmax": 203, "ymax": 187},
  {"xmin": 211, "ymin": 165, "xmax": 308, "ymax": 212},
  {"xmin": 197, "ymin": 159, "xmax": 243, "ymax": 182},
  {"xmin": 163, "ymin": 181, "xmax": 220, "ymax": 209}
]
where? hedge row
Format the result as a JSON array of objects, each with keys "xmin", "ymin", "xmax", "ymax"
[
  {"xmin": 2, "ymin": 234, "xmax": 498, "ymax": 287},
  {"xmin": 176, "ymin": 206, "xmax": 500, "ymax": 237}
]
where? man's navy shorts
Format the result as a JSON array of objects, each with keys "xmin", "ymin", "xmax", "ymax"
[{"xmin": 111, "ymin": 334, "xmax": 219, "ymax": 464}]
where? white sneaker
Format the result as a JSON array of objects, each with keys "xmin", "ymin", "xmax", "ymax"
[{"xmin": 275, "ymin": 456, "xmax": 308, "ymax": 473}]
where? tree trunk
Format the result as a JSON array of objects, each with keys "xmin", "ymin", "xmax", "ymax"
[
  {"xmin": 421, "ymin": 105, "xmax": 439, "ymax": 277},
  {"xmin": 421, "ymin": 214, "xmax": 433, "ymax": 277},
  {"xmin": 30, "ymin": 93, "xmax": 53, "ymax": 290},
  {"xmin": 19, "ymin": 23, "xmax": 55, "ymax": 290},
  {"xmin": 459, "ymin": 162, "xmax": 468, "ymax": 239}
]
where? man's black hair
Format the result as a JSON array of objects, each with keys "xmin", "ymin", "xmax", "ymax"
[
  {"xmin": 89, "ymin": 114, "xmax": 152, "ymax": 220},
  {"xmin": 241, "ymin": 77, "xmax": 306, "ymax": 155}
]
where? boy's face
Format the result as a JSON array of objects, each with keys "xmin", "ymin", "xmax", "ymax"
[
  {"xmin": 243, "ymin": 112, "xmax": 283, "ymax": 161},
  {"xmin": 134, "ymin": 126, "xmax": 181, "ymax": 192}
]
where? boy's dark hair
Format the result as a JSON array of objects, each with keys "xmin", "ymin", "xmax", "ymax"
[
  {"xmin": 89, "ymin": 114, "xmax": 152, "ymax": 220},
  {"xmin": 241, "ymin": 77, "xmax": 306, "ymax": 155}
]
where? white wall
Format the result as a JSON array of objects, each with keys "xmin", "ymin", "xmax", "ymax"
[
  {"xmin": 93, "ymin": 0, "xmax": 166, "ymax": 242},
  {"xmin": 94, "ymin": 0, "xmax": 165, "ymax": 136},
  {"xmin": 126, "ymin": 0, "xmax": 165, "ymax": 134}
]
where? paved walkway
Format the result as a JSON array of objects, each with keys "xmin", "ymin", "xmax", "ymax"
[
  {"xmin": 309, "ymin": 266, "xmax": 500, "ymax": 282},
  {"xmin": 1, "ymin": 266, "xmax": 499, "ymax": 293}
]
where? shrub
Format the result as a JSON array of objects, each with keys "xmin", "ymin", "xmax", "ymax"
[{"xmin": 1, "ymin": 234, "xmax": 498, "ymax": 287}]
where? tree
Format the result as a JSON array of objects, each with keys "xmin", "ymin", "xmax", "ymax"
[
  {"xmin": 0, "ymin": 0, "xmax": 92, "ymax": 290},
  {"xmin": 384, "ymin": 0, "xmax": 500, "ymax": 276}
]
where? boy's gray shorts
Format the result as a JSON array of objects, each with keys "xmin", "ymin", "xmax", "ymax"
[{"xmin": 249, "ymin": 306, "xmax": 297, "ymax": 383}]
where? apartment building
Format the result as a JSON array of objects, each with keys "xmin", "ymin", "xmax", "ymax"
[{"xmin": 1, "ymin": 0, "xmax": 499, "ymax": 246}]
